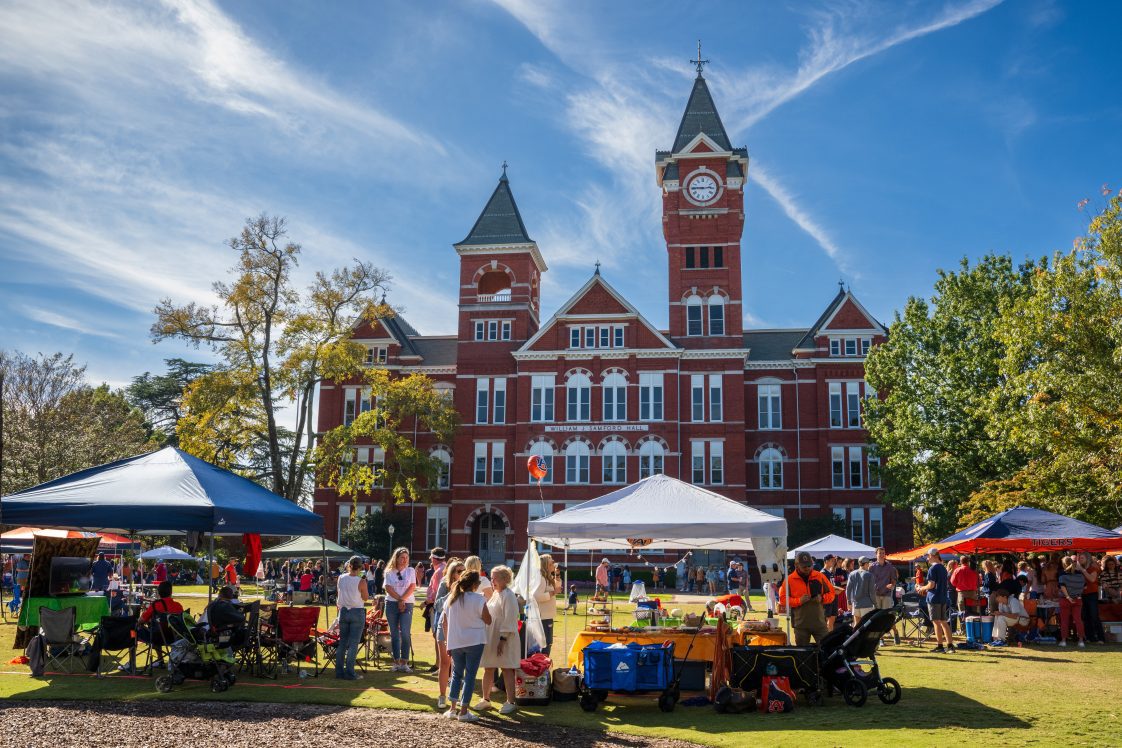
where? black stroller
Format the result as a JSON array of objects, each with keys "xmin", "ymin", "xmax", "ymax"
[
  {"xmin": 818, "ymin": 608, "xmax": 902, "ymax": 707},
  {"xmin": 154, "ymin": 613, "xmax": 246, "ymax": 694}
]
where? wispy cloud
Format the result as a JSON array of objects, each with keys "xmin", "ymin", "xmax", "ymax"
[{"xmin": 22, "ymin": 307, "xmax": 121, "ymax": 340}]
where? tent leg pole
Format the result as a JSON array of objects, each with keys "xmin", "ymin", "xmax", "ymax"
[
  {"xmin": 208, "ymin": 533, "xmax": 215, "ymax": 605},
  {"xmin": 322, "ymin": 535, "xmax": 331, "ymax": 624},
  {"xmin": 563, "ymin": 544, "xmax": 569, "ymax": 665}
]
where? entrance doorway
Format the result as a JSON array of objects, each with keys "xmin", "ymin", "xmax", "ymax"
[{"xmin": 476, "ymin": 513, "xmax": 507, "ymax": 568}]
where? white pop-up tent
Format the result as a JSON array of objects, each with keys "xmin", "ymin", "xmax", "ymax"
[{"xmin": 786, "ymin": 534, "xmax": 875, "ymax": 560}]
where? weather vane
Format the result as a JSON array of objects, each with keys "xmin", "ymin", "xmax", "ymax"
[
  {"xmin": 501, "ymin": 160, "xmax": 508, "ymax": 177},
  {"xmin": 594, "ymin": 259, "xmax": 601, "ymax": 275},
  {"xmin": 692, "ymin": 40, "xmax": 710, "ymax": 76}
]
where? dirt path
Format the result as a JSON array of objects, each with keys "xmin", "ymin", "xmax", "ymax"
[{"xmin": 0, "ymin": 700, "xmax": 704, "ymax": 748}]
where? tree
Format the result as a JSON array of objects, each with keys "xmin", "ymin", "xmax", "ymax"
[
  {"xmin": 863, "ymin": 255, "xmax": 1035, "ymax": 540},
  {"xmin": 0, "ymin": 351, "xmax": 157, "ymax": 493},
  {"xmin": 316, "ymin": 368, "xmax": 459, "ymax": 505},
  {"xmin": 125, "ymin": 358, "xmax": 212, "ymax": 445},
  {"xmin": 787, "ymin": 513, "xmax": 848, "ymax": 550},
  {"xmin": 342, "ymin": 511, "xmax": 412, "ymax": 560},
  {"xmin": 151, "ymin": 214, "xmax": 390, "ymax": 501},
  {"xmin": 986, "ymin": 191, "xmax": 1122, "ymax": 529}
]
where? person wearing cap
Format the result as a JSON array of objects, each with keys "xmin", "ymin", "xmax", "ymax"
[
  {"xmin": 778, "ymin": 551, "xmax": 835, "ymax": 646},
  {"xmin": 424, "ymin": 548, "xmax": 448, "ymax": 673},
  {"xmin": 594, "ymin": 558, "xmax": 610, "ymax": 597},
  {"xmin": 915, "ymin": 547, "xmax": 955, "ymax": 653},
  {"xmin": 846, "ymin": 557, "xmax": 876, "ymax": 626}
]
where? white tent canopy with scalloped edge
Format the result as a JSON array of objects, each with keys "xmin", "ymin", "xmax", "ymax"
[{"xmin": 786, "ymin": 534, "xmax": 876, "ymax": 560}]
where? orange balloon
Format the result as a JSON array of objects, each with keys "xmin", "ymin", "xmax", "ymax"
[{"xmin": 527, "ymin": 455, "xmax": 548, "ymax": 481}]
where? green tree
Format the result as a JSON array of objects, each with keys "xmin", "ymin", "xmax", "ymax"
[
  {"xmin": 863, "ymin": 255, "xmax": 1035, "ymax": 540},
  {"xmin": 342, "ymin": 511, "xmax": 412, "ymax": 560},
  {"xmin": 125, "ymin": 358, "xmax": 212, "ymax": 445},
  {"xmin": 0, "ymin": 351, "xmax": 157, "ymax": 493},
  {"xmin": 316, "ymin": 368, "xmax": 459, "ymax": 506},
  {"xmin": 787, "ymin": 513, "xmax": 848, "ymax": 550},
  {"xmin": 151, "ymin": 214, "xmax": 391, "ymax": 501},
  {"xmin": 987, "ymin": 191, "xmax": 1122, "ymax": 529}
]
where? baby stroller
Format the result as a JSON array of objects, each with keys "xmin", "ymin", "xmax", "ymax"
[
  {"xmin": 818, "ymin": 608, "xmax": 902, "ymax": 707},
  {"xmin": 154, "ymin": 614, "xmax": 246, "ymax": 694}
]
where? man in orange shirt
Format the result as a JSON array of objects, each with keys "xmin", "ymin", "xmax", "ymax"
[
  {"xmin": 778, "ymin": 551, "xmax": 836, "ymax": 646},
  {"xmin": 224, "ymin": 559, "xmax": 238, "ymax": 588}
]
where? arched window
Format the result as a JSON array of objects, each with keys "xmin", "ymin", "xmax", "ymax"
[
  {"xmin": 528, "ymin": 441, "xmax": 554, "ymax": 485},
  {"xmin": 431, "ymin": 448, "xmax": 452, "ymax": 489},
  {"xmin": 602, "ymin": 372, "xmax": 627, "ymax": 422},
  {"xmin": 759, "ymin": 447, "xmax": 783, "ymax": 490},
  {"xmin": 565, "ymin": 441, "xmax": 590, "ymax": 484},
  {"xmin": 708, "ymin": 294, "xmax": 725, "ymax": 335},
  {"xmin": 639, "ymin": 441, "xmax": 665, "ymax": 479},
  {"xmin": 686, "ymin": 294, "xmax": 703, "ymax": 336},
  {"xmin": 602, "ymin": 441, "xmax": 627, "ymax": 484},
  {"xmin": 566, "ymin": 372, "xmax": 591, "ymax": 422}
]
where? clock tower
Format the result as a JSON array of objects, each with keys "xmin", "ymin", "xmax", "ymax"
[{"xmin": 656, "ymin": 64, "xmax": 748, "ymax": 347}]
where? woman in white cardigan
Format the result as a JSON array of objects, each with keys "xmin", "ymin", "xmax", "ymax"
[
  {"xmin": 533, "ymin": 554, "xmax": 559, "ymax": 655},
  {"xmin": 476, "ymin": 565, "xmax": 520, "ymax": 714}
]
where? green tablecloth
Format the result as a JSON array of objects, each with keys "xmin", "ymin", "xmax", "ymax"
[{"xmin": 18, "ymin": 595, "xmax": 110, "ymax": 631}]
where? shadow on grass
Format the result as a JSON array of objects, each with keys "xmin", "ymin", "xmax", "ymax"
[
  {"xmin": 887, "ymin": 650, "xmax": 1076, "ymax": 665},
  {"xmin": 698, "ymin": 686, "xmax": 1031, "ymax": 734}
]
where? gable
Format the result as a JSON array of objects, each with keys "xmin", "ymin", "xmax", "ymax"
[
  {"xmin": 824, "ymin": 298, "xmax": 880, "ymax": 331},
  {"xmin": 567, "ymin": 283, "xmax": 631, "ymax": 316},
  {"xmin": 351, "ymin": 318, "xmax": 395, "ymax": 341}
]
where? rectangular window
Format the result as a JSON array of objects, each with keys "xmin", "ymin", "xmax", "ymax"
[
  {"xmin": 490, "ymin": 442, "xmax": 505, "ymax": 485},
  {"xmin": 602, "ymin": 452, "xmax": 625, "ymax": 484},
  {"xmin": 566, "ymin": 452, "xmax": 589, "ymax": 484},
  {"xmin": 613, "ymin": 326, "xmax": 624, "ymax": 348},
  {"xmin": 830, "ymin": 339, "xmax": 840, "ymax": 356},
  {"xmin": 685, "ymin": 246, "xmax": 696, "ymax": 269},
  {"xmin": 713, "ymin": 246, "xmax": 723, "ymax": 268},
  {"xmin": 370, "ymin": 447, "xmax": 385, "ymax": 488},
  {"xmin": 844, "ymin": 338, "xmax": 857, "ymax": 356},
  {"xmin": 377, "ymin": 347, "xmax": 388, "ymax": 364},
  {"xmin": 691, "ymin": 441, "xmax": 705, "ymax": 484},
  {"xmin": 501, "ymin": 321, "xmax": 511, "ymax": 341},
  {"xmin": 359, "ymin": 387, "xmax": 373, "ymax": 415},
  {"xmin": 833, "ymin": 507, "xmax": 847, "ymax": 526},
  {"xmin": 475, "ymin": 321, "xmax": 485, "ymax": 341},
  {"xmin": 570, "ymin": 327, "xmax": 580, "ymax": 348},
  {"xmin": 436, "ymin": 455, "xmax": 450, "ymax": 489},
  {"xmin": 832, "ymin": 446, "xmax": 845, "ymax": 488},
  {"xmin": 868, "ymin": 507, "xmax": 883, "ymax": 548},
  {"xmin": 344, "ymin": 388, "xmax": 357, "ymax": 426},
  {"xmin": 686, "ymin": 304, "xmax": 702, "ymax": 336},
  {"xmin": 487, "ymin": 320, "xmax": 499, "ymax": 341},
  {"xmin": 475, "ymin": 379, "xmax": 489, "ymax": 424},
  {"xmin": 868, "ymin": 450, "xmax": 882, "ymax": 489},
  {"xmin": 474, "ymin": 442, "xmax": 487, "ymax": 485},
  {"xmin": 850, "ymin": 511, "xmax": 865, "ymax": 544},
  {"xmin": 426, "ymin": 506, "xmax": 449, "ymax": 551},
  {"xmin": 492, "ymin": 378, "xmax": 506, "ymax": 424},
  {"xmin": 599, "ymin": 326, "xmax": 610, "ymax": 348},
  {"xmin": 603, "ymin": 383, "xmax": 625, "ymax": 421},
  {"xmin": 709, "ymin": 301, "xmax": 725, "ymax": 335},
  {"xmin": 709, "ymin": 441, "xmax": 724, "ymax": 485},
  {"xmin": 584, "ymin": 327, "xmax": 595, "ymax": 348},
  {"xmin": 699, "ymin": 246, "xmax": 710, "ymax": 268},
  {"xmin": 531, "ymin": 375, "xmax": 555, "ymax": 422},
  {"xmin": 691, "ymin": 374, "xmax": 705, "ymax": 422},
  {"xmin": 363, "ymin": 347, "xmax": 375, "ymax": 366},
  {"xmin": 849, "ymin": 446, "xmax": 863, "ymax": 488},
  {"xmin": 861, "ymin": 338, "xmax": 870, "ymax": 355},
  {"xmin": 829, "ymin": 383, "xmax": 843, "ymax": 428},
  {"xmin": 846, "ymin": 382, "xmax": 861, "ymax": 428},
  {"xmin": 709, "ymin": 374, "xmax": 723, "ymax": 422},
  {"xmin": 758, "ymin": 383, "xmax": 781, "ymax": 430},
  {"xmin": 639, "ymin": 372, "xmax": 663, "ymax": 421}
]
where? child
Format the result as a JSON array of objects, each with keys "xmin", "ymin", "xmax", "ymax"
[{"xmin": 565, "ymin": 584, "xmax": 578, "ymax": 614}]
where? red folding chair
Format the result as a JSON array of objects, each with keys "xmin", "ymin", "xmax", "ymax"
[{"xmin": 272, "ymin": 606, "xmax": 321, "ymax": 678}]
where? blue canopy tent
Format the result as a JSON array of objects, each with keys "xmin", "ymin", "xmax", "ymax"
[{"xmin": 0, "ymin": 447, "xmax": 324, "ymax": 607}]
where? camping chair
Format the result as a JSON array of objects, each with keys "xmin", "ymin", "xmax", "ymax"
[
  {"xmin": 235, "ymin": 601, "xmax": 264, "ymax": 677},
  {"xmin": 269, "ymin": 605, "xmax": 320, "ymax": 678},
  {"xmin": 898, "ymin": 593, "xmax": 932, "ymax": 646},
  {"xmin": 91, "ymin": 615, "xmax": 138, "ymax": 677},
  {"xmin": 38, "ymin": 606, "xmax": 85, "ymax": 672},
  {"xmin": 137, "ymin": 608, "xmax": 185, "ymax": 673}
]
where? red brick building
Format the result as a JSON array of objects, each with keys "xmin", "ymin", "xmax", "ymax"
[{"xmin": 314, "ymin": 71, "xmax": 910, "ymax": 568}]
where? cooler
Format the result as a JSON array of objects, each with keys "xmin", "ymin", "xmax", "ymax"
[{"xmin": 980, "ymin": 616, "xmax": 994, "ymax": 643}]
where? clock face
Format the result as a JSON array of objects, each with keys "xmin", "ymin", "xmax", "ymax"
[{"xmin": 687, "ymin": 174, "xmax": 719, "ymax": 204}]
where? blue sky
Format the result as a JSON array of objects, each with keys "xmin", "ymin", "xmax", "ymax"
[{"xmin": 1, "ymin": 0, "xmax": 1119, "ymax": 388}]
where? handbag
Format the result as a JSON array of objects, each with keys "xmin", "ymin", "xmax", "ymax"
[{"xmin": 759, "ymin": 675, "xmax": 796, "ymax": 713}]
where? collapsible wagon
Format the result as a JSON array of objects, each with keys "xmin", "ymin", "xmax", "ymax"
[{"xmin": 578, "ymin": 640, "xmax": 680, "ymax": 712}]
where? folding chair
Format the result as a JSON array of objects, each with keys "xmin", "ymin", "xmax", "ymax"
[
  {"xmin": 235, "ymin": 601, "xmax": 263, "ymax": 677},
  {"xmin": 270, "ymin": 606, "xmax": 320, "ymax": 678},
  {"xmin": 362, "ymin": 612, "xmax": 392, "ymax": 669},
  {"xmin": 898, "ymin": 593, "xmax": 932, "ymax": 646},
  {"xmin": 38, "ymin": 606, "xmax": 85, "ymax": 672},
  {"xmin": 91, "ymin": 615, "xmax": 138, "ymax": 677}
]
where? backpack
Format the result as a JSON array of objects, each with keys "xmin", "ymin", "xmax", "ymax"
[{"xmin": 759, "ymin": 675, "xmax": 796, "ymax": 713}]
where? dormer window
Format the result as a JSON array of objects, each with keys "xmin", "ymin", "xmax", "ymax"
[
  {"xmin": 364, "ymin": 346, "xmax": 388, "ymax": 365},
  {"xmin": 830, "ymin": 337, "xmax": 872, "ymax": 357}
]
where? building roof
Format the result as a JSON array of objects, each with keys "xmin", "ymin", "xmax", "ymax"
[
  {"xmin": 743, "ymin": 329, "xmax": 808, "ymax": 361},
  {"xmin": 672, "ymin": 75, "xmax": 732, "ymax": 153},
  {"xmin": 411, "ymin": 336, "xmax": 457, "ymax": 367},
  {"xmin": 381, "ymin": 313, "xmax": 421, "ymax": 357},
  {"xmin": 457, "ymin": 172, "xmax": 534, "ymax": 246},
  {"xmin": 794, "ymin": 288, "xmax": 847, "ymax": 351}
]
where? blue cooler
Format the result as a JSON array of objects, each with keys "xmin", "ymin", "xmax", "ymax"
[
  {"xmin": 980, "ymin": 616, "xmax": 994, "ymax": 643},
  {"xmin": 965, "ymin": 616, "xmax": 980, "ymax": 642}
]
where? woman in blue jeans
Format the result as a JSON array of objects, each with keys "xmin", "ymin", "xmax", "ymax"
[
  {"xmin": 384, "ymin": 547, "xmax": 417, "ymax": 672},
  {"xmin": 441, "ymin": 571, "xmax": 492, "ymax": 722},
  {"xmin": 334, "ymin": 555, "xmax": 370, "ymax": 680}
]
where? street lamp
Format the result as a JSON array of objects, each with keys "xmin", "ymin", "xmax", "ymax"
[{"xmin": 387, "ymin": 524, "xmax": 395, "ymax": 558}]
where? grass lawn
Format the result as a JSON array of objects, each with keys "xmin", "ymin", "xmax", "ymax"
[{"xmin": 3, "ymin": 589, "xmax": 1121, "ymax": 747}]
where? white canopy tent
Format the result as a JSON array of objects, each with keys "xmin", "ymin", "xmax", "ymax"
[
  {"xmin": 139, "ymin": 545, "xmax": 195, "ymax": 561},
  {"xmin": 786, "ymin": 534, "xmax": 876, "ymax": 560}
]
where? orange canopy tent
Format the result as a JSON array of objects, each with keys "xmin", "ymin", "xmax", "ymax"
[{"xmin": 0, "ymin": 526, "xmax": 139, "ymax": 552}]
